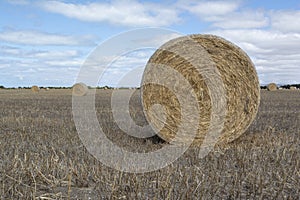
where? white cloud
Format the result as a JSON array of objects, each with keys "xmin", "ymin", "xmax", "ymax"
[
  {"xmin": 177, "ymin": 1, "xmax": 269, "ymax": 29},
  {"xmin": 179, "ymin": 0, "xmax": 240, "ymax": 16},
  {"xmin": 0, "ymin": 30, "xmax": 95, "ymax": 46},
  {"xmin": 0, "ymin": 45, "xmax": 86, "ymax": 87},
  {"xmin": 2, "ymin": 0, "xmax": 300, "ymax": 86},
  {"xmin": 99, "ymin": 49, "xmax": 153, "ymax": 87},
  {"xmin": 208, "ymin": 29, "xmax": 300, "ymax": 84},
  {"xmin": 0, "ymin": 45, "xmax": 81, "ymax": 59},
  {"xmin": 5, "ymin": 0, "xmax": 29, "ymax": 5},
  {"xmin": 0, "ymin": 45, "xmax": 22, "ymax": 55},
  {"xmin": 39, "ymin": 1, "xmax": 180, "ymax": 27},
  {"xmin": 132, "ymin": 33, "xmax": 183, "ymax": 46},
  {"xmin": 209, "ymin": 29, "xmax": 300, "ymax": 47},
  {"xmin": 211, "ymin": 10, "xmax": 269, "ymax": 29},
  {"xmin": 28, "ymin": 50, "xmax": 80, "ymax": 59},
  {"xmin": 0, "ymin": 57, "xmax": 82, "ymax": 87},
  {"xmin": 271, "ymin": 10, "xmax": 300, "ymax": 32},
  {"xmin": 44, "ymin": 59, "xmax": 83, "ymax": 67},
  {"xmin": 238, "ymin": 42, "xmax": 273, "ymax": 54}
]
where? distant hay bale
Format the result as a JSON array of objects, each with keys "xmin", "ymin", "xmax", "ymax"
[
  {"xmin": 141, "ymin": 34, "xmax": 260, "ymax": 146},
  {"xmin": 72, "ymin": 83, "xmax": 88, "ymax": 96},
  {"xmin": 290, "ymin": 86, "xmax": 297, "ymax": 90},
  {"xmin": 31, "ymin": 85, "xmax": 40, "ymax": 93},
  {"xmin": 267, "ymin": 83, "xmax": 277, "ymax": 91},
  {"xmin": 103, "ymin": 86, "xmax": 109, "ymax": 90},
  {"xmin": 45, "ymin": 87, "xmax": 50, "ymax": 91}
]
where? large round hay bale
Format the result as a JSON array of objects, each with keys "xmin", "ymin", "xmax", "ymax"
[
  {"xmin": 72, "ymin": 83, "xmax": 88, "ymax": 96},
  {"xmin": 31, "ymin": 85, "xmax": 40, "ymax": 93},
  {"xmin": 267, "ymin": 83, "xmax": 277, "ymax": 91},
  {"xmin": 141, "ymin": 34, "xmax": 260, "ymax": 146},
  {"xmin": 290, "ymin": 86, "xmax": 297, "ymax": 90}
]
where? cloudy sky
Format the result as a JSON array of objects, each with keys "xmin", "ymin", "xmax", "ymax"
[{"xmin": 1, "ymin": 0, "xmax": 300, "ymax": 87}]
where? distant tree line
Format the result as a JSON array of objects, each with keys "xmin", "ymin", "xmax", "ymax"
[
  {"xmin": 260, "ymin": 84, "xmax": 300, "ymax": 89},
  {"xmin": 0, "ymin": 86, "xmax": 73, "ymax": 89},
  {"xmin": 280, "ymin": 84, "xmax": 300, "ymax": 89},
  {"xmin": 0, "ymin": 85, "xmax": 135, "ymax": 89},
  {"xmin": 1, "ymin": 84, "xmax": 298, "ymax": 90}
]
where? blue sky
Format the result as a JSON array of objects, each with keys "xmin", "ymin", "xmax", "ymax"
[{"xmin": 0, "ymin": 0, "xmax": 300, "ymax": 87}]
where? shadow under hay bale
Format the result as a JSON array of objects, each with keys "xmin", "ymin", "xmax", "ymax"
[
  {"xmin": 142, "ymin": 34, "xmax": 260, "ymax": 146},
  {"xmin": 128, "ymin": 88, "xmax": 166, "ymax": 145},
  {"xmin": 94, "ymin": 89, "xmax": 166, "ymax": 152}
]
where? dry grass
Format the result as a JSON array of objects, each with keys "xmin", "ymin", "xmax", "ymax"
[
  {"xmin": 142, "ymin": 34, "xmax": 260, "ymax": 146},
  {"xmin": 0, "ymin": 89, "xmax": 300, "ymax": 199}
]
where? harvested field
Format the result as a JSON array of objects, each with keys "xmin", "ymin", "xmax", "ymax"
[{"xmin": 0, "ymin": 89, "xmax": 300, "ymax": 199}]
